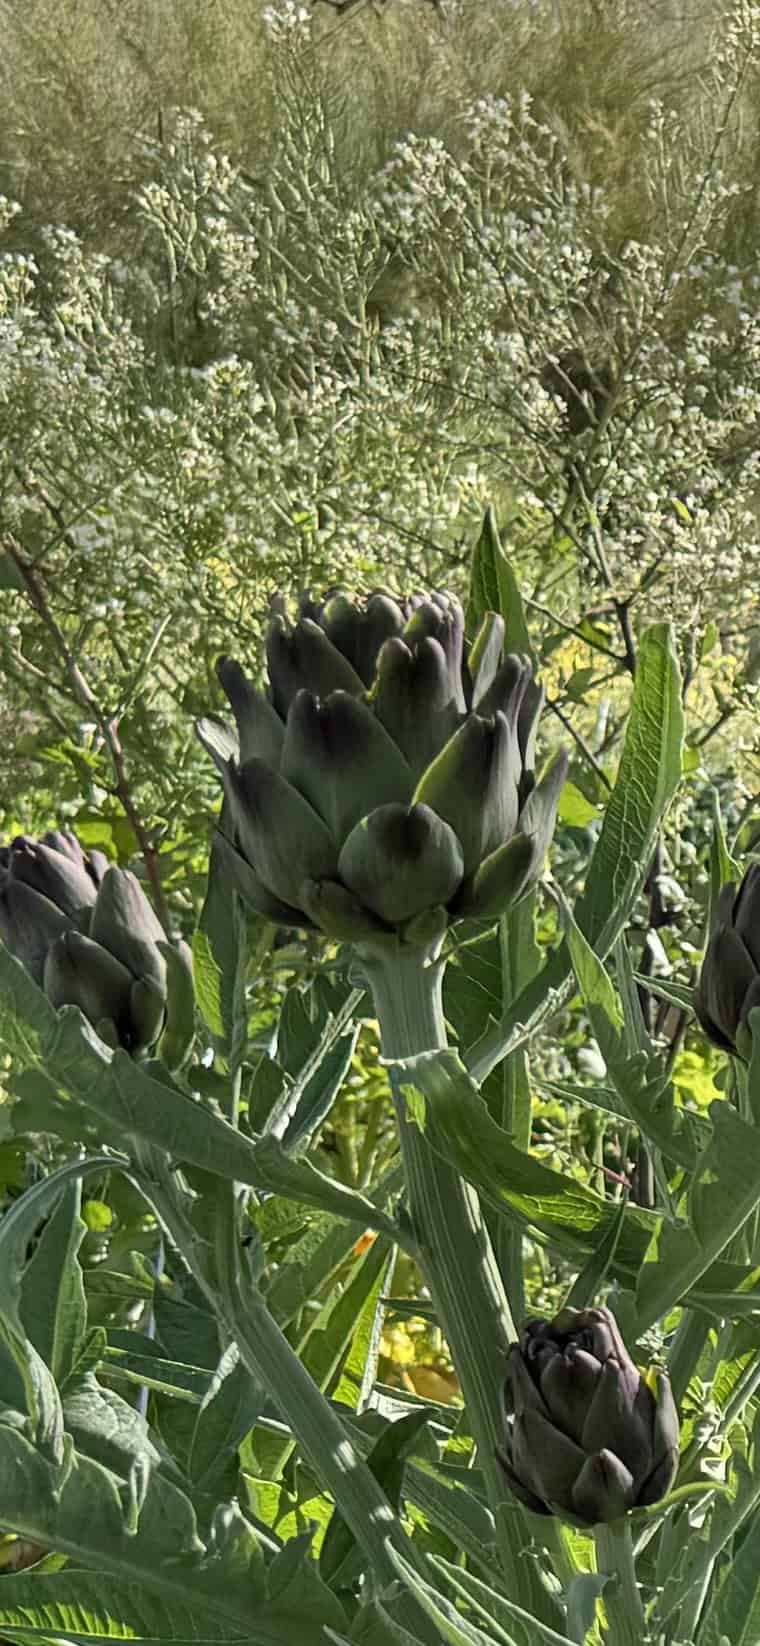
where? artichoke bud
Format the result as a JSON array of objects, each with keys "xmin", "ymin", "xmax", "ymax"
[
  {"xmin": 197, "ymin": 586, "xmax": 567, "ymax": 939},
  {"xmin": 0, "ymin": 830, "xmax": 173, "ymax": 1055},
  {"xmin": 695, "ymin": 864, "xmax": 760, "ymax": 1055},
  {"xmin": 499, "ymin": 1306, "xmax": 679, "ymax": 1526}
]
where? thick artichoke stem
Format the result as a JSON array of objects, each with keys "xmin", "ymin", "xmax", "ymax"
[
  {"xmin": 357, "ymin": 937, "xmax": 448, "ymax": 1060},
  {"xmin": 594, "ymin": 1519, "xmax": 647, "ymax": 1645},
  {"xmin": 357, "ymin": 937, "xmax": 520, "ymax": 1553}
]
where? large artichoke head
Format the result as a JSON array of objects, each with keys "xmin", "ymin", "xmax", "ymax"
[
  {"xmin": 695, "ymin": 865, "xmax": 760, "ymax": 1057},
  {"xmin": 499, "ymin": 1306, "xmax": 679, "ymax": 1526},
  {"xmin": 0, "ymin": 830, "xmax": 190, "ymax": 1058},
  {"xmin": 197, "ymin": 590, "xmax": 568, "ymax": 941}
]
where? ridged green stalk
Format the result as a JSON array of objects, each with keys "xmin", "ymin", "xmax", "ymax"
[
  {"xmin": 140, "ymin": 1151, "xmax": 422, "ymax": 1606},
  {"xmin": 356, "ymin": 935, "xmax": 536, "ymax": 1596},
  {"xmin": 595, "ymin": 1520, "xmax": 647, "ymax": 1646}
]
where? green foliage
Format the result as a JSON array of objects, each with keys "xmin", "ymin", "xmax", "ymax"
[{"xmin": 3, "ymin": 4, "xmax": 760, "ymax": 1640}]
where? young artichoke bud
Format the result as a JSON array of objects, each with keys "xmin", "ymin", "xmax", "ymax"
[
  {"xmin": 197, "ymin": 589, "xmax": 568, "ymax": 942},
  {"xmin": 499, "ymin": 1306, "xmax": 679, "ymax": 1526},
  {"xmin": 695, "ymin": 866, "xmax": 760, "ymax": 1056},
  {"xmin": 0, "ymin": 833, "xmax": 192, "ymax": 1060}
]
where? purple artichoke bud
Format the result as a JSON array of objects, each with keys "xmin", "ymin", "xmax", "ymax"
[
  {"xmin": 0, "ymin": 831, "xmax": 180, "ymax": 1056},
  {"xmin": 196, "ymin": 590, "xmax": 567, "ymax": 939},
  {"xmin": 499, "ymin": 1306, "xmax": 679, "ymax": 1525},
  {"xmin": 695, "ymin": 866, "xmax": 760, "ymax": 1055}
]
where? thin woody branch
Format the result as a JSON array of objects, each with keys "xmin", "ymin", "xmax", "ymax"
[{"xmin": 2, "ymin": 533, "xmax": 171, "ymax": 934}]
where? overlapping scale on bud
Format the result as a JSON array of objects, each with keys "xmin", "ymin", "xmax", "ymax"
[
  {"xmin": 196, "ymin": 589, "xmax": 568, "ymax": 942},
  {"xmin": 695, "ymin": 865, "xmax": 760, "ymax": 1057},
  {"xmin": 499, "ymin": 1307, "xmax": 679, "ymax": 1526},
  {"xmin": 0, "ymin": 831, "xmax": 192, "ymax": 1061}
]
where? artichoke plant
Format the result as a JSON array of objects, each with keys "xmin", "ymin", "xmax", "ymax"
[
  {"xmin": 0, "ymin": 831, "xmax": 191, "ymax": 1060},
  {"xmin": 196, "ymin": 589, "xmax": 567, "ymax": 942},
  {"xmin": 499, "ymin": 1306, "xmax": 679, "ymax": 1526},
  {"xmin": 695, "ymin": 865, "xmax": 760, "ymax": 1056}
]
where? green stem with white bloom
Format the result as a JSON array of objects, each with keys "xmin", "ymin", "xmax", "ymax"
[
  {"xmin": 594, "ymin": 1519, "xmax": 647, "ymax": 1646},
  {"xmin": 357, "ymin": 935, "xmax": 544, "ymax": 1603}
]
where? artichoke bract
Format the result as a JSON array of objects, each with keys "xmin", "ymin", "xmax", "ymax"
[
  {"xmin": 196, "ymin": 590, "xmax": 568, "ymax": 939},
  {"xmin": 499, "ymin": 1307, "xmax": 679, "ymax": 1526},
  {"xmin": 695, "ymin": 866, "xmax": 760, "ymax": 1056},
  {"xmin": 0, "ymin": 831, "xmax": 189, "ymax": 1058}
]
